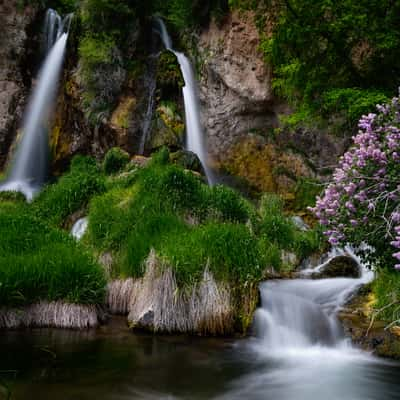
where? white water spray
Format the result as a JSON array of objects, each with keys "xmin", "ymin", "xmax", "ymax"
[
  {"xmin": 254, "ymin": 248, "xmax": 374, "ymax": 351},
  {"xmin": 155, "ymin": 18, "xmax": 214, "ymax": 184},
  {"xmin": 0, "ymin": 11, "xmax": 71, "ymax": 200},
  {"xmin": 71, "ymin": 217, "xmax": 88, "ymax": 241}
]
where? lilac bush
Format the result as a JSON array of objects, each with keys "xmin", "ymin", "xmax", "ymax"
[{"xmin": 311, "ymin": 91, "xmax": 400, "ymax": 269}]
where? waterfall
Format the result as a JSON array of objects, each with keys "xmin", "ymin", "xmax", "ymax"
[
  {"xmin": 155, "ymin": 18, "xmax": 215, "ymax": 184},
  {"xmin": 44, "ymin": 9, "xmax": 63, "ymax": 52},
  {"xmin": 71, "ymin": 217, "xmax": 89, "ymax": 240},
  {"xmin": 253, "ymin": 249, "xmax": 374, "ymax": 351},
  {"xmin": 139, "ymin": 59, "xmax": 157, "ymax": 155},
  {"xmin": 0, "ymin": 11, "xmax": 71, "ymax": 201}
]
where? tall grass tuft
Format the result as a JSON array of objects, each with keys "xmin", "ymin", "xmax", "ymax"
[{"xmin": 0, "ymin": 206, "xmax": 106, "ymax": 307}]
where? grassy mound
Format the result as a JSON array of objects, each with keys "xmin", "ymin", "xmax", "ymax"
[
  {"xmin": 87, "ymin": 148, "xmax": 323, "ymax": 287},
  {"xmin": 0, "ymin": 158, "xmax": 107, "ymax": 308}
]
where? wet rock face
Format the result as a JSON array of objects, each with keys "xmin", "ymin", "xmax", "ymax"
[
  {"xmin": 0, "ymin": 1, "xmax": 40, "ymax": 169},
  {"xmin": 198, "ymin": 11, "xmax": 276, "ymax": 163},
  {"xmin": 198, "ymin": 11, "xmax": 348, "ymax": 193}
]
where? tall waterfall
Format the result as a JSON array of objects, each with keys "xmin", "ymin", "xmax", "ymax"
[
  {"xmin": 155, "ymin": 18, "xmax": 214, "ymax": 184},
  {"xmin": 0, "ymin": 10, "xmax": 71, "ymax": 200}
]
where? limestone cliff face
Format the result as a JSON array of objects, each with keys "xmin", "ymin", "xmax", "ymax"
[
  {"xmin": 198, "ymin": 11, "xmax": 348, "ymax": 193},
  {"xmin": 0, "ymin": 1, "xmax": 40, "ymax": 170}
]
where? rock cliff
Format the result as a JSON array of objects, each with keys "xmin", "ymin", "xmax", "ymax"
[
  {"xmin": 198, "ymin": 11, "xmax": 348, "ymax": 193},
  {"xmin": 0, "ymin": 1, "xmax": 40, "ymax": 169}
]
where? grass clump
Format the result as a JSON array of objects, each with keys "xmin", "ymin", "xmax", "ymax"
[
  {"xmin": 87, "ymin": 149, "xmax": 322, "ymax": 288},
  {"xmin": 0, "ymin": 206, "xmax": 106, "ymax": 306},
  {"xmin": 103, "ymin": 147, "xmax": 130, "ymax": 175},
  {"xmin": 33, "ymin": 155, "xmax": 105, "ymax": 227},
  {"xmin": 159, "ymin": 223, "xmax": 264, "ymax": 286},
  {"xmin": 373, "ymin": 268, "xmax": 400, "ymax": 324}
]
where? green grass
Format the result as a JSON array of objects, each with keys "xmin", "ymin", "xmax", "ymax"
[
  {"xmin": 86, "ymin": 150, "xmax": 321, "ymax": 286},
  {"xmin": 159, "ymin": 223, "xmax": 265, "ymax": 286},
  {"xmin": 0, "ymin": 206, "xmax": 106, "ymax": 306},
  {"xmin": 33, "ymin": 156, "xmax": 105, "ymax": 227},
  {"xmin": 373, "ymin": 268, "xmax": 400, "ymax": 324}
]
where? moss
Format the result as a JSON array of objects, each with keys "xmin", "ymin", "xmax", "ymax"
[
  {"xmin": 110, "ymin": 97, "xmax": 136, "ymax": 130},
  {"xmin": 103, "ymin": 147, "xmax": 130, "ymax": 175},
  {"xmin": 156, "ymin": 51, "xmax": 184, "ymax": 89},
  {"xmin": 221, "ymin": 137, "xmax": 277, "ymax": 193}
]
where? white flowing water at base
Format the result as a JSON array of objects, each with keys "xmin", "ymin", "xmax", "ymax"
[
  {"xmin": 215, "ymin": 252, "xmax": 400, "ymax": 400},
  {"xmin": 155, "ymin": 18, "xmax": 215, "ymax": 184}
]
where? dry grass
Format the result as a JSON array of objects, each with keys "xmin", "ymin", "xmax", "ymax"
[
  {"xmin": 0, "ymin": 302, "xmax": 107, "ymax": 329},
  {"xmin": 127, "ymin": 250, "xmax": 234, "ymax": 335},
  {"xmin": 106, "ymin": 278, "xmax": 135, "ymax": 314}
]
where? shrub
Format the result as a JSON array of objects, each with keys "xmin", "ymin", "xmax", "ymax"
[
  {"xmin": 312, "ymin": 93, "xmax": 400, "ymax": 269},
  {"xmin": 257, "ymin": 194, "xmax": 295, "ymax": 249},
  {"xmin": 103, "ymin": 147, "xmax": 130, "ymax": 175},
  {"xmin": 322, "ymin": 88, "xmax": 389, "ymax": 126}
]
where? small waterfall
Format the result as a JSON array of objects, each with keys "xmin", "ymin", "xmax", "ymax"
[
  {"xmin": 139, "ymin": 60, "xmax": 157, "ymax": 155},
  {"xmin": 71, "ymin": 217, "xmax": 88, "ymax": 240},
  {"xmin": 155, "ymin": 18, "xmax": 214, "ymax": 184},
  {"xmin": 44, "ymin": 9, "xmax": 63, "ymax": 52},
  {"xmin": 253, "ymin": 251, "xmax": 374, "ymax": 351},
  {"xmin": 0, "ymin": 11, "xmax": 71, "ymax": 200}
]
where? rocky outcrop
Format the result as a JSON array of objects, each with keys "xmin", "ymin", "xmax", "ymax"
[
  {"xmin": 0, "ymin": 1, "xmax": 40, "ymax": 170},
  {"xmin": 312, "ymin": 255, "xmax": 361, "ymax": 279},
  {"xmin": 198, "ymin": 11, "xmax": 348, "ymax": 193},
  {"xmin": 339, "ymin": 287, "xmax": 400, "ymax": 359}
]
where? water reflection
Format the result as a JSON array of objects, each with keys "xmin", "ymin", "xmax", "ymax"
[{"xmin": 0, "ymin": 318, "xmax": 399, "ymax": 400}]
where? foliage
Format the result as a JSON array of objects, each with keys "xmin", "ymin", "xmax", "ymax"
[
  {"xmin": 291, "ymin": 178, "xmax": 322, "ymax": 212},
  {"xmin": 231, "ymin": 0, "xmax": 400, "ymax": 126},
  {"xmin": 103, "ymin": 147, "xmax": 130, "ymax": 175},
  {"xmin": 373, "ymin": 268, "xmax": 400, "ymax": 323},
  {"xmin": 0, "ymin": 206, "xmax": 105, "ymax": 306},
  {"xmin": 33, "ymin": 155, "xmax": 105, "ymax": 227},
  {"xmin": 87, "ymin": 149, "xmax": 318, "ymax": 287},
  {"xmin": 322, "ymin": 88, "xmax": 389, "ymax": 126},
  {"xmin": 159, "ymin": 223, "xmax": 264, "ymax": 285},
  {"xmin": 257, "ymin": 194, "xmax": 295, "ymax": 249},
  {"xmin": 312, "ymin": 93, "xmax": 400, "ymax": 270}
]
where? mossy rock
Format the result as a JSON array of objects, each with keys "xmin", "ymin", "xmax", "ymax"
[
  {"xmin": 156, "ymin": 51, "xmax": 184, "ymax": 89},
  {"xmin": 170, "ymin": 150, "xmax": 204, "ymax": 174},
  {"xmin": 149, "ymin": 104, "xmax": 184, "ymax": 150},
  {"xmin": 103, "ymin": 147, "xmax": 130, "ymax": 175},
  {"xmin": 313, "ymin": 256, "xmax": 361, "ymax": 279}
]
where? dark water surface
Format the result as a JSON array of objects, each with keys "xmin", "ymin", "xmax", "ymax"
[{"xmin": 0, "ymin": 317, "xmax": 399, "ymax": 400}]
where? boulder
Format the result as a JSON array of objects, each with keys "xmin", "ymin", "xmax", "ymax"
[{"xmin": 313, "ymin": 256, "xmax": 361, "ymax": 279}]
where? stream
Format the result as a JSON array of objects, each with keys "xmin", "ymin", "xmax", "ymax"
[{"xmin": 1, "ymin": 266, "xmax": 400, "ymax": 400}]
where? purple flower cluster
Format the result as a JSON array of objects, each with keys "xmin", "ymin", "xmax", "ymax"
[{"xmin": 311, "ymin": 91, "xmax": 400, "ymax": 268}]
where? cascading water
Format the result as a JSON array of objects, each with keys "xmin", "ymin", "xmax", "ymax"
[
  {"xmin": 155, "ymin": 18, "xmax": 215, "ymax": 184},
  {"xmin": 44, "ymin": 9, "xmax": 63, "ymax": 52},
  {"xmin": 0, "ymin": 10, "xmax": 71, "ymax": 200},
  {"xmin": 216, "ymin": 251, "xmax": 400, "ymax": 400},
  {"xmin": 139, "ymin": 59, "xmax": 157, "ymax": 155}
]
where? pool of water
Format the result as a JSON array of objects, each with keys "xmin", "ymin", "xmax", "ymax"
[{"xmin": 0, "ymin": 317, "xmax": 399, "ymax": 400}]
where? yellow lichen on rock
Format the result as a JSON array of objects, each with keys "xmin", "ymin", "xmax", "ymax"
[{"xmin": 111, "ymin": 96, "xmax": 136, "ymax": 130}]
